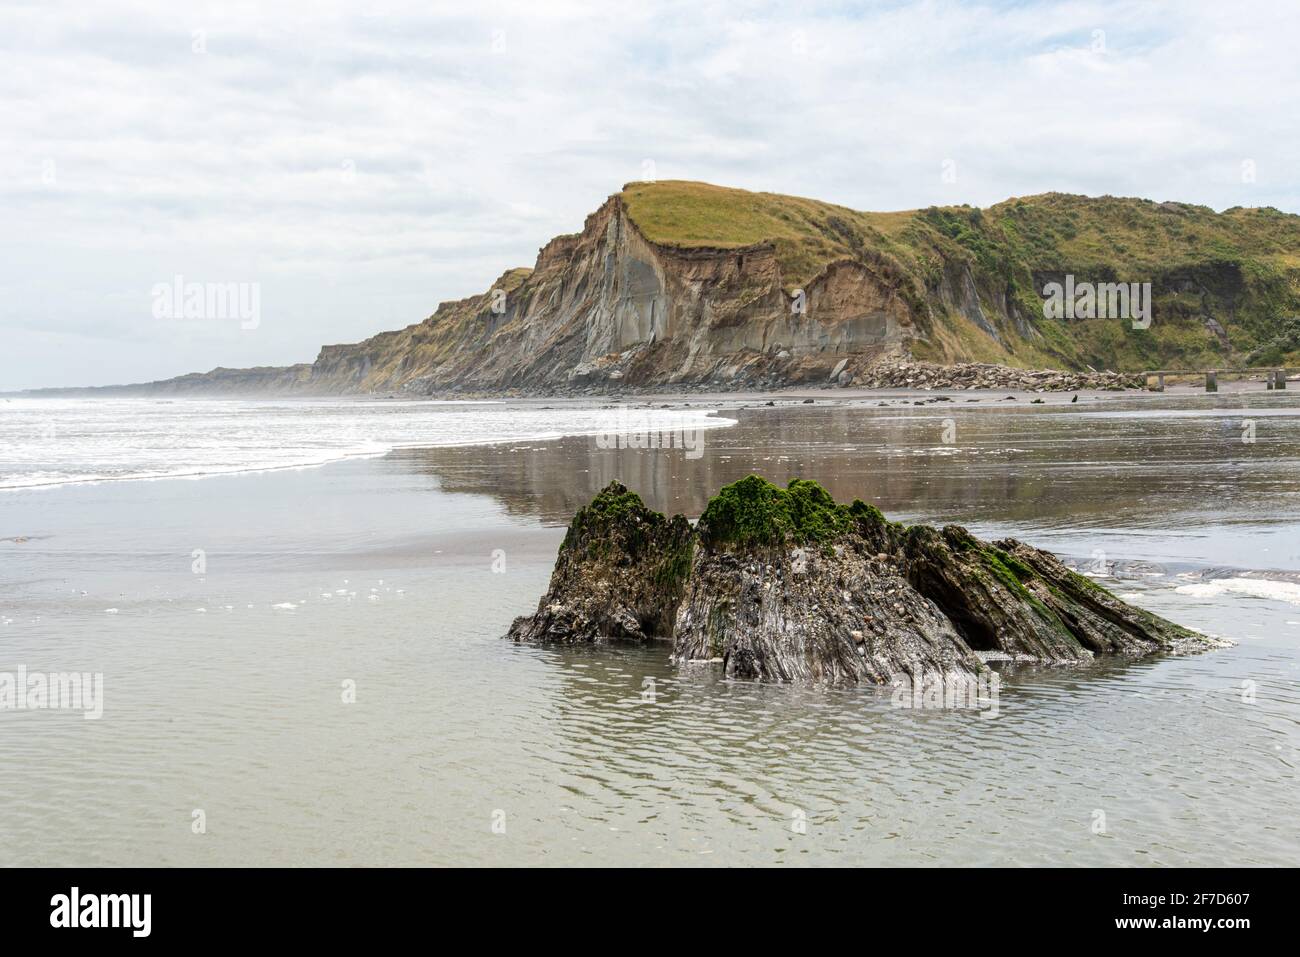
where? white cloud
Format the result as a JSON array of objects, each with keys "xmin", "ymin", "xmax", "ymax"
[{"xmin": 1, "ymin": 0, "xmax": 1297, "ymax": 389}]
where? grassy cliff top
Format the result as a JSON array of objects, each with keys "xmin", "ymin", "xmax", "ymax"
[
  {"xmin": 620, "ymin": 180, "xmax": 912, "ymax": 249},
  {"xmin": 620, "ymin": 181, "xmax": 912, "ymax": 287},
  {"xmin": 619, "ymin": 180, "xmax": 1300, "ymax": 287},
  {"xmin": 979, "ymin": 192, "xmax": 1300, "ymax": 271}
]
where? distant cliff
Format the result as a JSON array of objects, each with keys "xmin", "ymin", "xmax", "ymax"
[{"xmin": 29, "ymin": 181, "xmax": 1300, "ymax": 396}]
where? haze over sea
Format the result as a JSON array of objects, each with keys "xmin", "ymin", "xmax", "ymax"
[{"xmin": 1, "ymin": 391, "xmax": 1297, "ymax": 865}]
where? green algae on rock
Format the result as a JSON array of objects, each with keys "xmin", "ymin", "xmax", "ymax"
[
  {"xmin": 507, "ymin": 477, "xmax": 1225, "ymax": 683},
  {"xmin": 696, "ymin": 475, "xmax": 853, "ymax": 548},
  {"xmin": 506, "ymin": 483, "xmax": 693, "ymax": 643}
]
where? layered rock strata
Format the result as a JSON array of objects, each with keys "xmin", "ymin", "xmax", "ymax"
[{"xmin": 508, "ymin": 478, "xmax": 1222, "ymax": 684}]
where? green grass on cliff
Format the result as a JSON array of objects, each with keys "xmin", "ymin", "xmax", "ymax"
[
  {"xmin": 622, "ymin": 181, "xmax": 1300, "ymax": 289},
  {"xmin": 621, "ymin": 181, "xmax": 914, "ymax": 290}
]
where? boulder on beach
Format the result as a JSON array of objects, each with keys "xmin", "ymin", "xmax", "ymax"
[{"xmin": 507, "ymin": 478, "xmax": 1222, "ymax": 683}]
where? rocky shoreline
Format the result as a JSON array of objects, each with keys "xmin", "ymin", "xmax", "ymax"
[
  {"xmin": 847, "ymin": 359, "xmax": 1143, "ymax": 392},
  {"xmin": 417, "ymin": 358, "xmax": 1145, "ymax": 399},
  {"xmin": 18, "ymin": 355, "xmax": 1146, "ymax": 400},
  {"xmin": 508, "ymin": 478, "xmax": 1223, "ymax": 684}
]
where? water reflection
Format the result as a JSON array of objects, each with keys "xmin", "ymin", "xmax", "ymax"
[{"xmin": 395, "ymin": 394, "xmax": 1300, "ymax": 537}]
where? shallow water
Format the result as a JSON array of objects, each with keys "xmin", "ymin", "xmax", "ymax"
[{"xmin": 1, "ymin": 391, "xmax": 1298, "ymax": 865}]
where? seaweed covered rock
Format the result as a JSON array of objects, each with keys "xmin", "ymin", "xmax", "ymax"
[
  {"xmin": 672, "ymin": 540, "xmax": 980, "ymax": 683},
  {"xmin": 506, "ymin": 482, "xmax": 693, "ymax": 643},
  {"xmin": 992, "ymin": 539, "xmax": 1207, "ymax": 656},
  {"xmin": 507, "ymin": 476, "xmax": 1223, "ymax": 683},
  {"xmin": 675, "ymin": 476, "xmax": 979, "ymax": 681},
  {"xmin": 901, "ymin": 525, "xmax": 1092, "ymax": 662},
  {"xmin": 893, "ymin": 526, "xmax": 1206, "ymax": 662}
]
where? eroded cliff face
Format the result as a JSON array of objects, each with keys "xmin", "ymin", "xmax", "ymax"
[{"xmin": 299, "ymin": 196, "xmax": 922, "ymax": 394}]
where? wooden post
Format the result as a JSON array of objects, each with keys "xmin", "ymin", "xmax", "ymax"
[
  {"xmin": 1267, "ymin": 370, "xmax": 1275, "ymax": 389},
  {"xmin": 1157, "ymin": 373, "xmax": 1165, "ymax": 393},
  {"xmin": 1278, "ymin": 369, "xmax": 1288, "ymax": 390},
  {"xmin": 1205, "ymin": 371, "xmax": 1218, "ymax": 393}
]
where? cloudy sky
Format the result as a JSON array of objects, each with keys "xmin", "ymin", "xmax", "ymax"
[{"xmin": 2, "ymin": 0, "xmax": 1297, "ymax": 390}]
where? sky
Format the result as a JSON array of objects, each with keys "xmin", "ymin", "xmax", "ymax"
[{"xmin": 2, "ymin": 0, "xmax": 1297, "ymax": 390}]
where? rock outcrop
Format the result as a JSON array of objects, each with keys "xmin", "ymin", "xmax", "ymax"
[
  {"xmin": 508, "ymin": 477, "xmax": 1221, "ymax": 684},
  {"xmin": 506, "ymin": 484, "xmax": 694, "ymax": 643}
]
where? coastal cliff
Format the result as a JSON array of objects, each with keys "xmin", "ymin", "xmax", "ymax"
[
  {"xmin": 508, "ymin": 478, "xmax": 1221, "ymax": 684},
  {"xmin": 31, "ymin": 181, "xmax": 1300, "ymax": 397}
]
